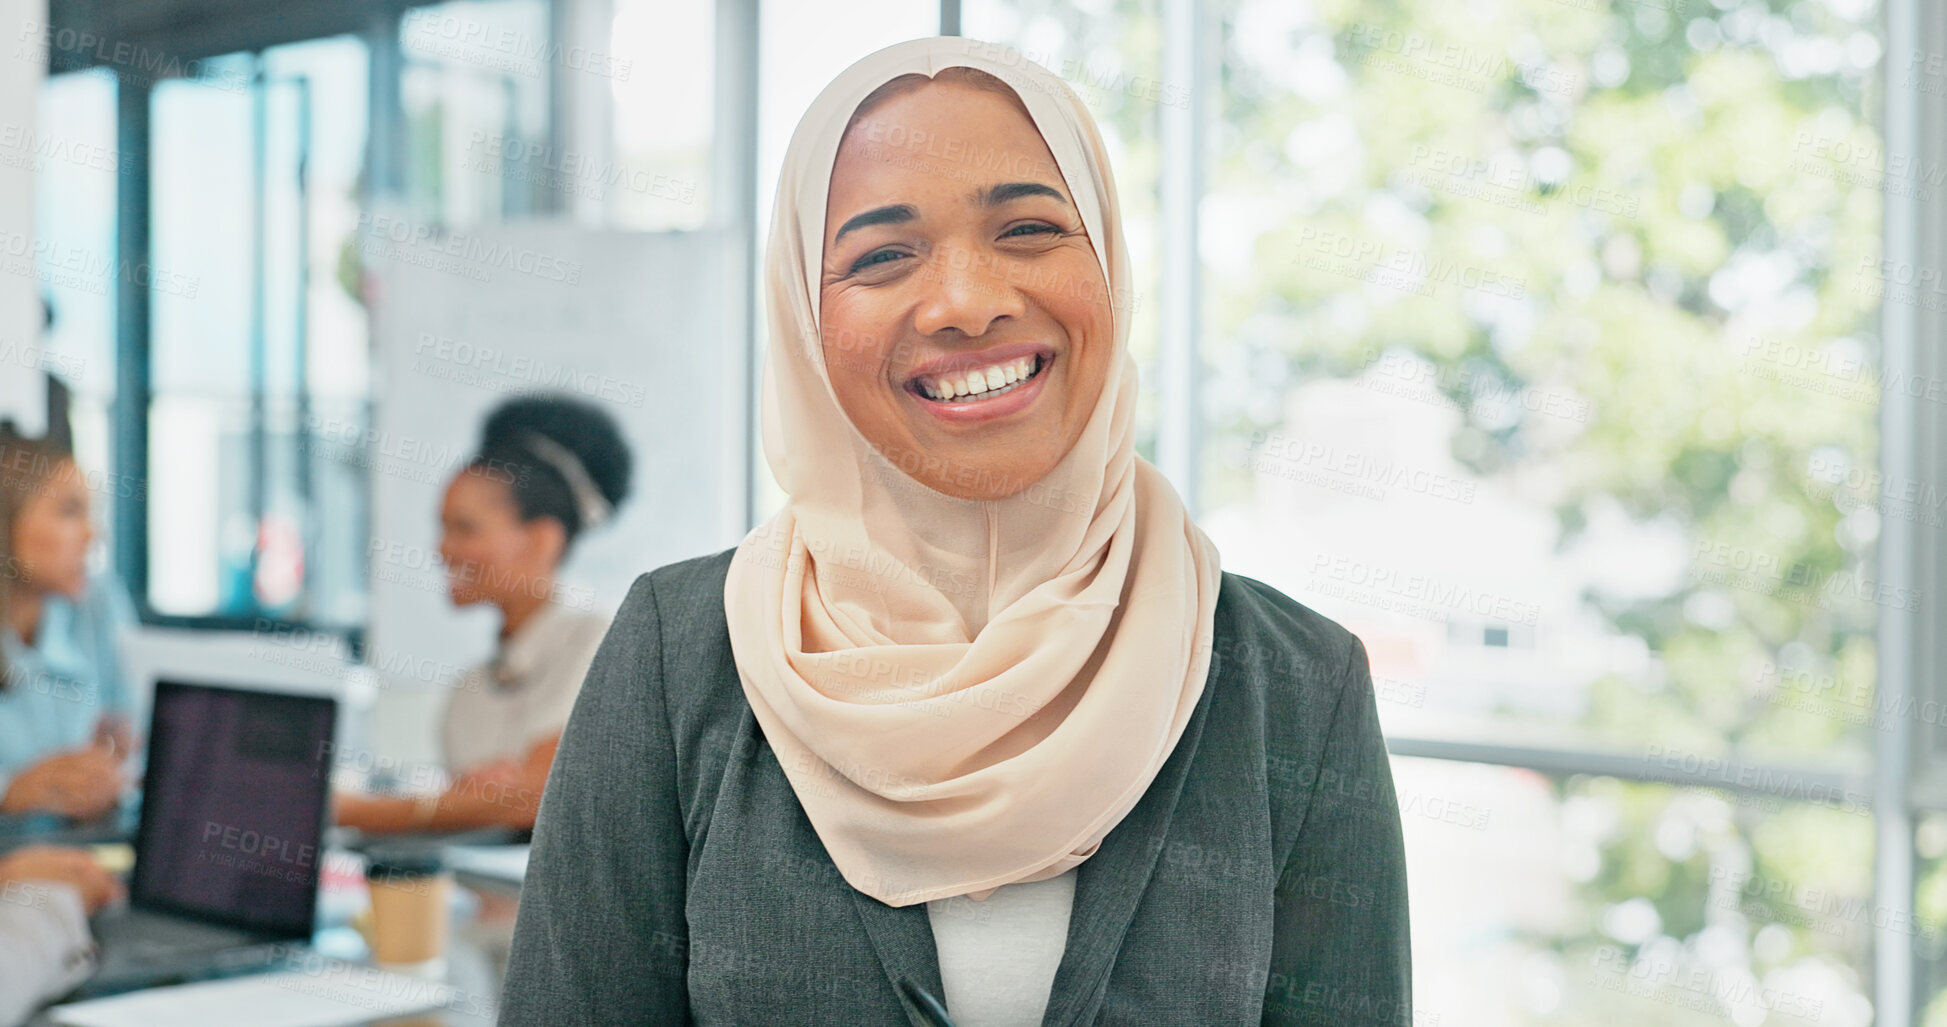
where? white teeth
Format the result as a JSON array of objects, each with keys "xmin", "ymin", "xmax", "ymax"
[{"xmin": 918, "ymin": 355, "xmax": 1042, "ymax": 401}]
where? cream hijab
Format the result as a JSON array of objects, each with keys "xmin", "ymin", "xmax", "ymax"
[{"xmin": 724, "ymin": 36, "xmax": 1221, "ymax": 908}]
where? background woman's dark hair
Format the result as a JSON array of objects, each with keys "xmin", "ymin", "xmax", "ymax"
[
  {"xmin": 0, "ymin": 427, "xmax": 77, "ymax": 691},
  {"xmin": 467, "ymin": 394, "xmax": 632, "ymax": 552}
]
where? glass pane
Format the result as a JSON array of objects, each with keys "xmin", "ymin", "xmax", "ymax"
[
  {"xmin": 609, "ymin": 0, "xmax": 712, "ymax": 229},
  {"xmin": 31, "ymin": 68, "xmax": 118, "ymax": 558},
  {"xmin": 1396, "ymin": 757, "xmax": 1874, "ymax": 1026},
  {"xmin": 265, "ymin": 35, "xmax": 372, "ymax": 627},
  {"xmin": 147, "ymin": 38, "xmax": 370, "ymax": 625},
  {"xmin": 150, "ymin": 55, "xmax": 255, "ymax": 397},
  {"xmin": 149, "ymin": 55, "xmax": 256, "ymax": 616},
  {"xmin": 263, "ymin": 37, "xmax": 370, "ymax": 405},
  {"xmin": 400, "ymin": 0, "xmax": 552, "ymax": 229},
  {"xmin": 147, "ymin": 395, "xmax": 254, "ymax": 615},
  {"xmin": 1198, "ymin": 0, "xmax": 1884, "ymax": 769},
  {"xmin": 1913, "ymin": 814, "xmax": 1947, "ymax": 1026}
]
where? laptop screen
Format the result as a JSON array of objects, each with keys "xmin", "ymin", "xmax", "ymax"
[{"xmin": 130, "ymin": 681, "xmax": 337, "ymax": 938}]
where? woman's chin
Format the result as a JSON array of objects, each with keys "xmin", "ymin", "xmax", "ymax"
[{"xmin": 918, "ymin": 452, "xmax": 1057, "ymax": 501}]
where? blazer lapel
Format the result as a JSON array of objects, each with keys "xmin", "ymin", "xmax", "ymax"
[
  {"xmin": 848, "ymin": 882, "xmax": 951, "ymax": 1027},
  {"xmin": 1039, "ymin": 657, "xmax": 1219, "ymax": 1027}
]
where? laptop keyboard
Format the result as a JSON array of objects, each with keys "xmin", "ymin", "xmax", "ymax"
[{"xmin": 97, "ymin": 910, "xmax": 262, "ymax": 961}]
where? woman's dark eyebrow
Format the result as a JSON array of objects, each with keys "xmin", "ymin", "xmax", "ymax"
[
  {"xmin": 980, "ymin": 181, "xmax": 1069, "ymax": 207},
  {"xmin": 834, "ymin": 203, "xmax": 919, "ymax": 245}
]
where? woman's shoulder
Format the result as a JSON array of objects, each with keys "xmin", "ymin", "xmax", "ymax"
[
  {"xmin": 1211, "ymin": 569, "xmax": 1370, "ymax": 705},
  {"xmin": 1214, "ymin": 565, "xmax": 1370, "ymax": 670},
  {"xmin": 49, "ymin": 570, "xmax": 137, "ymax": 634},
  {"xmin": 599, "ymin": 546, "xmax": 741, "ymax": 706},
  {"xmin": 638, "ymin": 545, "xmax": 739, "ymax": 607},
  {"xmin": 619, "ymin": 546, "xmax": 737, "ymax": 646}
]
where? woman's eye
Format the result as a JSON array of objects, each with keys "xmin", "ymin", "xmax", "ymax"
[
  {"xmin": 850, "ymin": 249, "xmax": 908, "ymax": 274},
  {"xmin": 1003, "ymin": 222, "xmax": 1061, "ymax": 238}
]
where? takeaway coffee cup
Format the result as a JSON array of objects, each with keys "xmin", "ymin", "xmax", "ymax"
[{"xmin": 365, "ymin": 852, "xmax": 452, "ymax": 968}]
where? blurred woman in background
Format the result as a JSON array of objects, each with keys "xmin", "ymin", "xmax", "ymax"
[
  {"xmin": 0, "ymin": 428, "xmax": 135, "ymax": 823},
  {"xmin": 336, "ymin": 395, "xmax": 632, "ymax": 835}
]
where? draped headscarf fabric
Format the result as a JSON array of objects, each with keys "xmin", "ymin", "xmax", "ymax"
[{"xmin": 724, "ymin": 35, "xmax": 1221, "ymax": 908}]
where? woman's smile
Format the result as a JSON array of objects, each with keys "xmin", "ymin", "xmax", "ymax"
[{"xmin": 903, "ymin": 345, "xmax": 1057, "ymax": 424}]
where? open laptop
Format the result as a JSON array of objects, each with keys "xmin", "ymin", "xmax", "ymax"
[{"xmin": 76, "ymin": 680, "xmax": 338, "ymax": 996}]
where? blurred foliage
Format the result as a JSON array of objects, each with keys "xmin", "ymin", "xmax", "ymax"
[
  {"xmin": 976, "ymin": 0, "xmax": 1924, "ymax": 1021},
  {"xmin": 1206, "ymin": 0, "xmax": 1883, "ymax": 760},
  {"xmin": 1213, "ymin": 0, "xmax": 1901, "ymax": 1021}
]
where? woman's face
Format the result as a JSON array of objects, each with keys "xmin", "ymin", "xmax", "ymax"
[
  {"xmin": 12, "ymin": 460, "xmax": 93, "ymax": 599},
  {"xmin": 819, "ymin": 80, "xmax": 1113, "ymax": 501},
  {"xmin": 437, "ymin": 468, "xmax": 563, "ymax": 609}
]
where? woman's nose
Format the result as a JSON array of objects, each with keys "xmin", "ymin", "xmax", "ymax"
[{"xmin": 911, "ymin": 245, "xmax": 1027, "ymax": 338}]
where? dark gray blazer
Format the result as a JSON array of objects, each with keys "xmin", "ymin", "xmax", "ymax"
[{"xmin": 500, "ymin": 547, "xmax": 1411, "ymax": 1026}]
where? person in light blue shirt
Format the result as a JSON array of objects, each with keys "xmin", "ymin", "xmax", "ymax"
[{"xmin": 0, "ymin": 429, "xmax": 134, "ymax": 820}]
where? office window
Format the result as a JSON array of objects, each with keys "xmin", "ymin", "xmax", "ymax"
[
  {"xmin": 1397, "ymin": 758, "xmax": 1875, "ymax": 1025},
  {"xmin": 1918, "ymin": 812, "xmax": 1947, "ymax": 1024},
  {"xmin": 147, "ymin": 37, "xmax": 371, "ymax": 625},
  {"xmin": 1197, "ymin": 0, "xmax": 1884, "ymax": 763},
  {"xmin": 1187, "ymin": 0, "xmax": 1886, "ymax": 1022},
  {"xmin": 30, "ymin": 69, "xmax": 118, "ymax": 555},
  {"xmin": 607, "ymin": 0, "xmax": 712, "ymax": 230},
  {"xmin": 399, "ymin": 0, "xmax": 552, "ymax": 228}
]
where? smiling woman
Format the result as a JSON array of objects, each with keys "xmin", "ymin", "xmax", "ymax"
[
  {"xmin": 503, "ymin": 36, "xmax": 1410, "ymax": 1027},
  {"xmin": 818, "ymin": 66, "xmax": 1114, "ymax": 497}
]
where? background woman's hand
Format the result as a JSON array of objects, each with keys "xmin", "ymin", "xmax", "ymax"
[
  {"xmin": 451, "ymin": 758, "xmax": 524, "ymax": 794},
  {"xmin": 333, "ymin": 792, "xmax": 379, "ymax": 832},
  {"xmin": 92, "ymin": 713, "xmax": 136, "ymax": 761},
  {"xmin": 0, "ymin": 845, "xmax": 124, "ymax": 915},
  {"xmin": 0, "ymin": 746, "xmax": 125, "ymax": 819}
]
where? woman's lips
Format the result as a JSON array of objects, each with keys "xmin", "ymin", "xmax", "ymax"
[{"xmin": 905, "ymin": 352, "xmax": 1055, "ymax": 425}]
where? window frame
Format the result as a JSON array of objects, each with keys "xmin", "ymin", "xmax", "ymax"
[{"xmin": 48, "ymin": 0, "xmax": 565, "ymax": 642}]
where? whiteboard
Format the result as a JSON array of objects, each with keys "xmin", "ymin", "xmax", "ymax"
[{"xmin": 362, "ymin": 218, "xmax": 744, "ymax": 765}]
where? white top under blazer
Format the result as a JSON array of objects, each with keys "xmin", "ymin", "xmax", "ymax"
[{"xmin": 924, "ymin": 867, "xmax": 1078, "ymax": 1027}]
